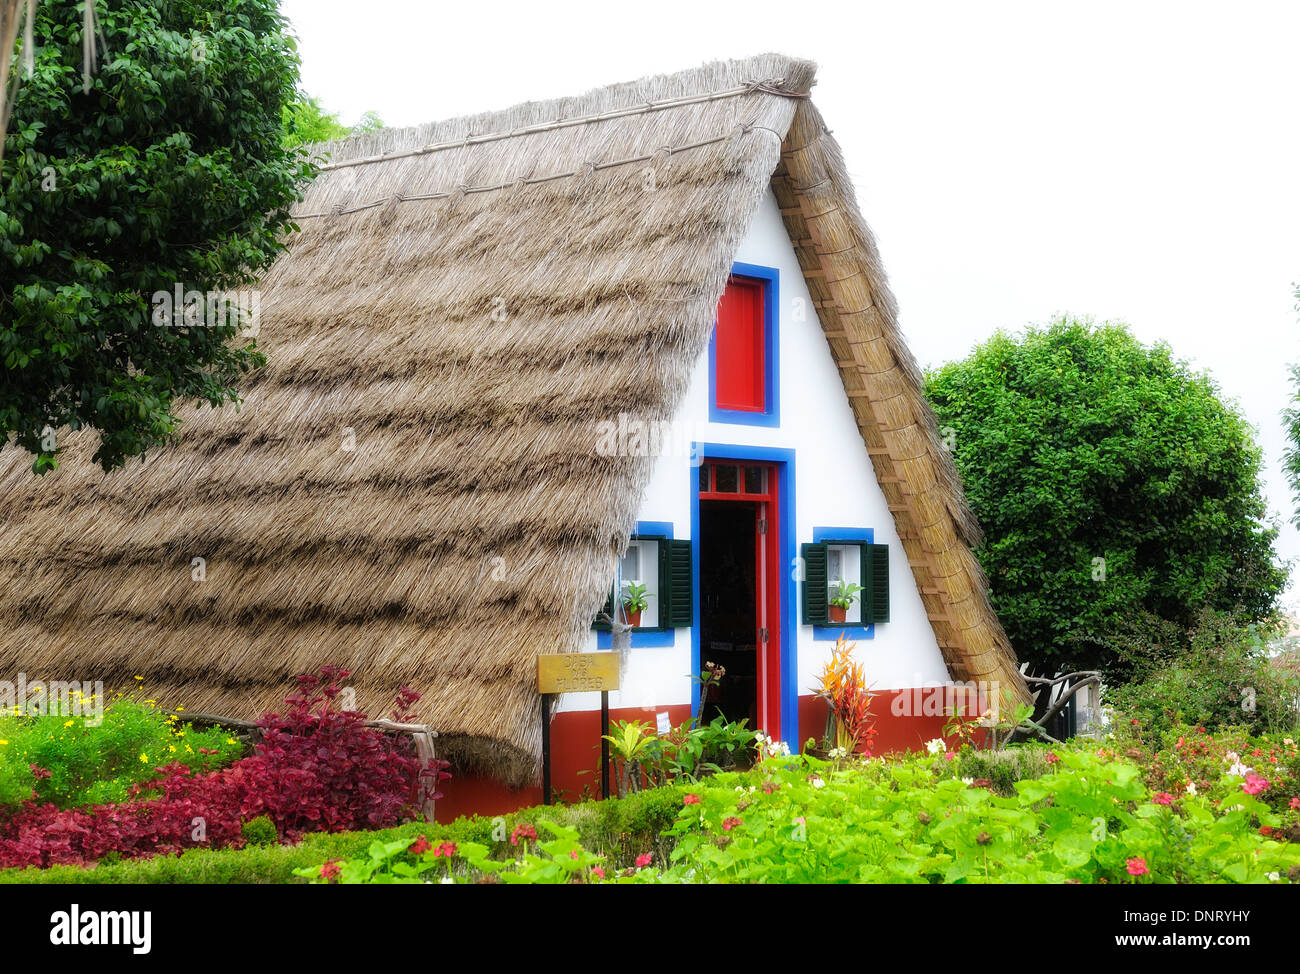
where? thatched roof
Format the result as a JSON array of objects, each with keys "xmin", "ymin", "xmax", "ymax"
[{"xmin": 0, "ymin": 54, "xmax": 1028, "ymax": 785}]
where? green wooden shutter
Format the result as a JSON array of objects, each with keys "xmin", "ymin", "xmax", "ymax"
[
  {"xmin": 664, "ymin": 539, "xmax": 693, "ymax": 627},
  {"xmin": 801, "ymin": 542, "xmax": 829, "ymax": 625},
  {"xmin": 869, "ymin": 542, "xmax": 889, "ymax": 624}
]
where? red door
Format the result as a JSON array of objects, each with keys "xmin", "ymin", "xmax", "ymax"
[{"xmin": 699, "ymin": 461, "xmax": 782, "ymax": 738}]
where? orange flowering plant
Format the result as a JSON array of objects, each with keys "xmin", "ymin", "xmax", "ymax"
[{"xmin": 812, "ymin": 636, "xmax": 877, "ymax": 757}]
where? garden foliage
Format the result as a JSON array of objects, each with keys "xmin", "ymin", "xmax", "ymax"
[
  {"xmin": 0, "ymin": 667, "xmax": 445, "ymax": 869},
  {"xmin": 925, "ymin": 317, "xmax": 1286, "ymax": 676},
  {"xmin": 301, "ymin": 728, "xmax": 1300, "ymax": 885},
  {"xmin": 0, "ymin": 694, "xmax": 241, "ymax": 809}
]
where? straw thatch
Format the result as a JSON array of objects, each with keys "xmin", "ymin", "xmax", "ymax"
[{"xmin": 0, "ymin": 54, "xmax": 1028, "ymax": 785}]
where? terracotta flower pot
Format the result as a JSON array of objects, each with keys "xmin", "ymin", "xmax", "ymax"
[
  {"xmin": 624, "ymin": 607, "xmax": 642, "ymax": 628},
  {"xmin": 829, "ymin": 603, "xmax": 847, "ymax": 623}
]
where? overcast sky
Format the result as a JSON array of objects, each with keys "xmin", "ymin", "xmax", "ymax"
[{"xmin": 279, "ymin": 0, "xmax": 1300, "ymax": 606}]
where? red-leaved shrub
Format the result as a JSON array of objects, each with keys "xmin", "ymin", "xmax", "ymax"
[{"xmin": 0, "ymin": 667, "xmax": 450, "ymax": 869}]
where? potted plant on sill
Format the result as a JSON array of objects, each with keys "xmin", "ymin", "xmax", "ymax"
[
  {"xmin": 621, "ymin": 580, "xmax": 651, "ymax": 628},
  {"xmin": 828, "ymin": 579, "xmax": 863, "ymax": 623}
]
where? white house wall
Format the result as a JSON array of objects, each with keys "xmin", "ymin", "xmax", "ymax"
[{"xmin": 564, "ymin": 188, "xmax": 952, "ymax": 716}]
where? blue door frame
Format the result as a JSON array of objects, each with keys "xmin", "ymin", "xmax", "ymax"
[{"xmin": 690, "ymin": 443, "xmax": 798, "ymax": 746}]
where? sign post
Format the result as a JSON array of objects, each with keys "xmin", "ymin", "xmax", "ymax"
[{"xmin": 538, "ymin": 652, "xmax": 620, "ymax": 805}]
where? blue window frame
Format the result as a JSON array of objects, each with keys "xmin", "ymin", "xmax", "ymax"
[
  {"xmin": 810, "ymin": 526, "xmax": 876, "ymax": 641},
  {"xmin": 708, "ymin": 262, "xmax": 780, "ymax": 428},
  {"xmin": 596, "ymin": 520, "xmax": 676, "ymax": 648}
]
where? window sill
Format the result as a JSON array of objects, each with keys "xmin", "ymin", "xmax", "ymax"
[
  {"xmin": 596, "ymin": 628, "xmax": 676, "ymax": 648},
  {"xmin": 812, "ymin": 623, "xmax": 875, "ymax": 641}
]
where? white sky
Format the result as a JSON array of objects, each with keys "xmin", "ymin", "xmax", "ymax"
[{"xmin": 279, "ymin": 0, "xmax": 1300, "ymax": 606}]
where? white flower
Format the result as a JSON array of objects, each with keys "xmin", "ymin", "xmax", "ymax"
[
  {"xmin": 925, "ymin": 738, "xmax": 945, "ymax": 755},
  {"xmin": 1268, "ymin": 872, "xmax": 1281, "ymax": 882},
  {"xmin": 734, "ymin": 786, "xmax": 745, "ymax": 793},
  {"xmin": 1185, "ymin": 782, "xmax": 1197, "ymax": 796},
  {"xmin": 1225, "ymin": 751, "xmax": 1240, "ymax": 765},
  {"xmin": 1227, "ymin": 762, "xmax": 1252, "ymax": 778},
  {"xmin": 809, "ymin": 775, "xmax": 825, "ymax": 788},
  {"xmin": 961, "ymin": 777, "xmax": 974, "ymax": 786},
  {"xmin": 440, "ymin": 876, "xmax": 454, "ymax": 884}
]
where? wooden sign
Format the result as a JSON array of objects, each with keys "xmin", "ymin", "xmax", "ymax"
[{"xmin": 538, "ymin": 652, "xmax": 620, "ymax": 694}]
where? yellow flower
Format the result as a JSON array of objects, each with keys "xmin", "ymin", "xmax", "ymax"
[
  {"xmin": 176, "ymin": 706, "xmax": 184, "ymax": 712},
  {"xmin": 225, "ymin": 737, "xmax": 236, "ymax": 745},
  {"xmin": 63, "ymin": 720, "xmax": 75, "ymax": 728},
  {"xmin": 0, "ymin": 740, "xmax": 7, "ymax": 746},
  {"xmin": 168, "ymin": 745, "xmax": 176, "ymax": 753},
  {"xmin": 133, "ymin": 676, "xmax": 143, "ymax": 681},
  {"xmin": 139, "ymin": 753, "xmax": 148, "ymax": 763}
]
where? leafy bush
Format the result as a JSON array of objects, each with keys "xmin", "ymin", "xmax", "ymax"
[
  {"xmin": 0, "ymin": 667, "xmax": 447, "ymax": 869},
  {"xmin": 0, "ymin": 696, "xmax": 243, "ymax": 810},
  {"xmin": 240, "ymin": 816, "xmax": 278, "ymax": 847},
  {"xmin": 602, "ymin": 712, "xmax": 754, "ymax": 796},
  {"xmin": 953, "ymin": 747, "xmax": 1054, "ymax": 797},
  {"xmin": 301, "ymin": 740, "xmax": 1300, "ymax": 885},
  {"xmin": 1106, "ymin": 609, "xmax": 1300, "ymax": 735},
  {"xmin": 1106, "ymin": 720, "xmax": 1300, "ymax": 821},
  {"xmin": 925, "ymin": 317, "xmax": 1286, "ymax": 676}
]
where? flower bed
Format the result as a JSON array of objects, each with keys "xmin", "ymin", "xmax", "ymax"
[
  {"xmin": 0, "ymin": 694, "xmax": 242, "ymax": 810},
  {"xmin": 300, "ymin": 733, "xmax": 1300, "ymax": 885},
  {"xmin": 0, "ymin": 668, "xmax": 446, "ymax": 869}
]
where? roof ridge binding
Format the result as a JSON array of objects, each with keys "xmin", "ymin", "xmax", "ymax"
[
  {"xmin": 293, "ymin": 122, "xmax": 785, "ymax": 219},
  {"xmin": 313, "ymin": 77, "xmax": 809, "ymax": 174}
]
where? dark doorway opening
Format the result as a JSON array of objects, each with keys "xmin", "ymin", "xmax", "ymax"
[{"xmin": 698, "ymin": 499, "xmax": 758, "ymax": 726}]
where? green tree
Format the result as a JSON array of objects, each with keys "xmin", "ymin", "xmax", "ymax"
[
  {"xmin": 925, "ymin": 316, "xmax": 1286, "ymax": 676},
  {"xmin": 1283, "ymin": 284, "xmax": 1300, "ymax": 527},
  {"xmin": 281, "ymin": 95, "xmax": 384, "ymax": 148},
  {"xmin": 1, "ymin": 0, "xmax": 313, "ymax": 473}
]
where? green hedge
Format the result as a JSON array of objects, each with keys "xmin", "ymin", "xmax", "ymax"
[{"xmin": 0, "ymin": 785, "xmax": 688, "ymax": 884}]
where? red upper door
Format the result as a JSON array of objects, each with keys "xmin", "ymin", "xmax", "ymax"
[{"xmin": 714, "ymin": 276, "xmax": 765, "ymax": 412}]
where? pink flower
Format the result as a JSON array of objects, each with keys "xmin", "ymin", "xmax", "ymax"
[
  {"xmin": 944, "ymin": 752, "xmax": 956, "ymax": 761},
  {"xmin": 435, "ymin": 841, "xmax": 457, "ymax": 858},
  {"xmin": 1152, "ymin": 792, "xmax": 1174, "ymax": 805},
  {"xmin": 1046, "ymin": 752, "xmax": 1060, "ymax": 764},
  {"xmin": 408, "ymin": 835, "xmax": 431, "ymax": 855},
  {"xmin": 1242, "ymin": 774, "xmax": 1269, "ymax": 796},
  {"xmin": 510, "ymin": 823, "xmax": 538, "ymax": 845},
  {"xmin": 1290, "ymin": 797, "xmax": 1300, "ymax": 810},
  {"xmin": 320, "ymin": 860, "xmax": 341, "ymax": 881},
  {"xmin": 1126, "ymin": 858, "xmax": 1149, "ymax": 877},
  {"xmin": 722, "ymin": 816, "xmax": 742, "ymax": 832},
  {"xmin": 683, "ymin": 794, "xmax": 700, "ymax": 805},
  {"xmin": 569, "ymin": 849, "xmax": 580, "ymax": 860},
  {"xmin": 635, "ymin": 853, "xmax": 653, "ymax": 868},
  {"xmin": 590, "ymin": 866, "xmax": 604, "ymax": 880}
]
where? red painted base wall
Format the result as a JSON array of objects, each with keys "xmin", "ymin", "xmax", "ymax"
[{"xmin": 434, "ymin": 689, "xmax": 967, "ymax": 823}]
